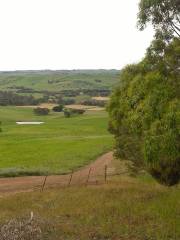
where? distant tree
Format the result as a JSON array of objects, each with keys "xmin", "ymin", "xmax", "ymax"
[
  {"xmin": 0, "ymin": 91, "xmax": 39, "ymax": 106},
  {"xmin": 52, "ymin": 104, "xmax": 64, "ymax": 112},
  {"xmin": 70, "ymin": 108, "xmax": 86, "ymax": 115},
  {"xmin": 63, "ymin": 108, "xmax": 85, "ymax": 118},
  {"xmin": 61, "ymin": 98, "xmax": 75, "ymax": 105},
  {"xmin": 34, "ymin": 107, "xmax": 49, "ymax": 115},
  {"xmin": 56, "ymin": 96, "xmax": 63, "ymax": 105},
  {"xmin": 81, "ymin": 99, "xmax": 106, "ymax": 107},
  {"xmin": 63, "ymin": 109, "xmax": 71, "ymax": 118}
]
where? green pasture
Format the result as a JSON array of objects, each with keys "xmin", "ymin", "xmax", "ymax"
[
  {"xmin": 0, "ymin": 107, "xmax": 113, "ymax": 176},
  {"xmin": 0, "ymin": 70, "xmax": 119, "ymax": 93}
]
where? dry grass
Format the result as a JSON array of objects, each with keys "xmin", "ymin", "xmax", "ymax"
[
  {"xmin": 0, "ymin": 173, "xmax": 179, "ymax": 240},
  {"xmin": 17, "ymin": 103, "xmax": 105, "ymax": 111},
  {"xmin": 66, "ymin": 104, "xmax": 105, "ymax": 111},
  {"xmin": 92, "ymin": 96, "xmax": 110, "ymax": 101},
  {"xmin": 17, "ymin": 103, "xmax": 57, "ymax": 110}
]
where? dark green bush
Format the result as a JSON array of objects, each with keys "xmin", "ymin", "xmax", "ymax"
[
  {"xmin": 52, "ymin": 105, "xmax": 64, "ymax": 112},
  {"xmin": 63, "ymin": 108, "xmax": 85, "ymax": 118},
  {"xmin": 70, "ymin": 108, "xmax": 85, "ymax": 115},
  {"xmin": 81, "ymin": 99, "xmax": 106, "ymax": 107},
  {"xmin": 63, "ymin": 109, "xmax": 72, "ymax": 118},
  {"xmin": 34, "ymin": 107, "xmax": 49, "ymax": 115}
]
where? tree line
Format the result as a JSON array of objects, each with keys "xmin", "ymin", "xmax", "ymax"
[{"xmin": 0, "ymin": 91, "xmax": 41, "ymax": 106}]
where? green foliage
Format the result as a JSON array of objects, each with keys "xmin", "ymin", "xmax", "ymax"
[
  {"xmin": 108, "ymin": 0, "xmax": 180, "ymax": 186},
  {"xmin": 0, "ymin": 91, "xmax": 39, "ymax": 106},
  {"xmin": 34, "ymin": 107, "xmax": 50, "ymax": 115},
  {"xmin": 57, "ymin": 97, "xmax": 75, "ymax": 105},
  {"xmin": 52, "ymin": 105, "xmax": 64, "ymax": 112},
  {"xmin": 64, "ymin": 108, "xmax": 86, "ymax": 118},
  {"xmin": 108, "ymin": 38, "xmax": 180, "ymax": 186},
  {"xmin": 69, "ymin": 108, "xmax": 86, "ymax": 115},
  {"xmin": 63, "ymin": 108, "xmax": 72, "ymax": 118},
  {"xmin": 80, "ymin": 98, "xmax": 107, "ymax": 107},
  {"xmin": 138, "ymin": 0, "xmax": 180, "ymax": 37}
]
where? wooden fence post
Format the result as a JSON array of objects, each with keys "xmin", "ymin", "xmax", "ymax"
[
  {"xmin": 41, "ymin": 175, "xmax": 48, "ymax": 192},
  {"xmin": 68, "ymin": 170, "xmax": 73, "ymax": 187},
  {"xmin": 86, "ymin": 168, "xmax": 92, "ymax": 185},
  {"xmin": 105, "ymin": 165, "xmax": 107, "ymax": 183}
]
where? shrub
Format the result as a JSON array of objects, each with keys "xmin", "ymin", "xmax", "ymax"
[
  {"xmin": 81, "ymin": 99, "xmax": 106, "ymax": 107},
  {"xmin": 63, "ymin": 109, "xmax": 71, "ymax": 118},
  {"xmin": 57, "ymin": 97, "xmax": 75, "ymax": 105},
  {"xmin": 34, "ymin": 107, "xmax": 49, "ymax": 115},
  {"xmin": 52, "ymin": 105, "xmax": 64, "ymax": 112},
  {"xmin": 70, "ymin": 108, "xmax": 85, "ymax": 115},
  {"xmin": 63, "ymin": 108, "xmax": 85, "ymax": 118}
]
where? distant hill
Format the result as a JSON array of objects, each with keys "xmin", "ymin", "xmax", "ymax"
[{"xmin": 0, "ymin": 69, "xmax": 120, "ymax": 95}]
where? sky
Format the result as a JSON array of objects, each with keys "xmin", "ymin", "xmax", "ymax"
[{"xmin": 0, "ymin": 0, "xmax": 154, "ymax": 71}]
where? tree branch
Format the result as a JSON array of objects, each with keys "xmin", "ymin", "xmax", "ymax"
[{"xmin": 170, "ymin": 23, "xmax": 180, "ymax": 37}]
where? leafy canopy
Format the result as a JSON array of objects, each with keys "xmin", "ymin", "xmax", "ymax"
[
  {"xmin": 108, "ymin": 37, "xmax": 180, "ymax": 185},
  {"xmin": 138, "ymin": 0, "xmax": 180, "ymax": 37},
  {"xmin": 108, "ymin": 0, "xmax": 180, "ymax": 186}
]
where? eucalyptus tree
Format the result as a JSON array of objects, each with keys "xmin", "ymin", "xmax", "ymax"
[
  {"xmin": 138, "ymin": 0, "xmax": 180, "ymax": 37},
  {"xmin": 108, "ymin": 0, "xmax": 180, "ymax": 186}
]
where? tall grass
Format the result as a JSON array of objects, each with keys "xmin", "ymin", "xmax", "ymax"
[{"xmin": 0, "ymin": 175, "xmax": 179, "ymax": 240}]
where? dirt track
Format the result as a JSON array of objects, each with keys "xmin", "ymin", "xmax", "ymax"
[{"xmin": 0, "ymin": 152, "xmax": 113, "ymax": 196}]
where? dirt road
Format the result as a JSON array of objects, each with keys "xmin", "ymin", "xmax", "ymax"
[{"xmin": 0, "ymin": 152, "xmax": 113, "ymax": 196}]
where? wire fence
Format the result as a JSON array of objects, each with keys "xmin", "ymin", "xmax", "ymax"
[
  {"xmin": 39, "ymin": 165, "xmax": 129, "ymax": 192},
  {"xmin": 0, "ymin": 165, "xmax": 129, "ymax": 195}
]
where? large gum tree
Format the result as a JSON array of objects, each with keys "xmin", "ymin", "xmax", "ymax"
[{"xmin": 108, "ymin": 0, "xmax": 180, "ymax": 186}]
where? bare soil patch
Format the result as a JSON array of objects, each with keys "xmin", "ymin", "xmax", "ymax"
[
  {"xmin": 65, "ymin": 104, "xmax": 105, "ymax": 111},
  {"xmin": 0, "ymin": 152, "xmax": 113, "ymax": 197},
  {"xmin": 17, "ymin": 103, "xmax": 57, "ymax": 110},
  {"xmin": 92, "ymin": 96, "xmax": 110, "ymax": 101},
  {"xmin": 17, "ymin": 104, "xmax": 105, "ymax": 111}
]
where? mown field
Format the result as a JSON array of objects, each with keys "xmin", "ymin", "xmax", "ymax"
[
  {"xmin": 0, "ymin": 107, "xmax": 113, "ymax": 176},
  {"xmin": 0, "ymin": 174, "xmax": 179, "ymax": 240}
]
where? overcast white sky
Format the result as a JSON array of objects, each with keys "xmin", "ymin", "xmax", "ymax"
[{"xmin": 0, "ymin": 0, "xmax": 154, "ymax": 71}]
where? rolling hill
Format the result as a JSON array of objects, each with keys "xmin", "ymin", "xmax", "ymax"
[{"xmin": 0, "ymin": 70, "xmax": 120, "ymax": 97}]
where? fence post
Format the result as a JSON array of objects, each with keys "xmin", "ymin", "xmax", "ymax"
[
  {"xmin": 68, "ymin": 170, "xmax": 73, "ymax": 187},
  {"xmin": 41, "ymin": 175, "xmax": 48, "ymax": 192},
  {"xmin": 105, "ymin": 165, "xmax": 107, "ymax": 183},
  {"xmin": 86, "ymin": 168, "xmax": 92, "ymax": 185}
]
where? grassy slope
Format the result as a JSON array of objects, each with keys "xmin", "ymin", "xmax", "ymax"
[
  {"xmin": 0, "ymin": 174, "xmax": 179, "ymax": 240},
  {"xmin": 0, "ymin": 107, "xmax": 113, "ymax": 176},
  {"xmin": 0, "ymin": 70, "xmax": 120, "ymax": 93}
]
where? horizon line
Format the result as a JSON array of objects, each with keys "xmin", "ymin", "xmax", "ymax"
[{"xmin": 0, "ymin": 68, "xmax": 121, "ymax": 72}]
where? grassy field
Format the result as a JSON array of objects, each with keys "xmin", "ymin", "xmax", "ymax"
[
  {"xmin": 0, "ymin": 107, "xmax": 113, "ymax": 176},
  {"xmin": 0, "ymin": 174, "xmax": 179, "ymax": 240},
  {"xmin": 0, "ymin": 70, "xmax": 120, "ymax": 94}
]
